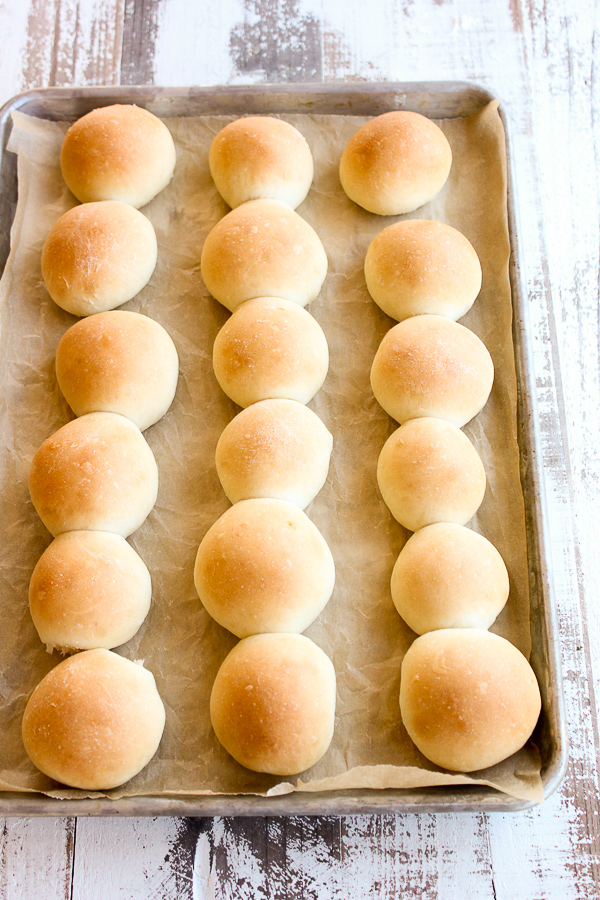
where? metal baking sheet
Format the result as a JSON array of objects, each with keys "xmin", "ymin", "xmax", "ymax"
[{"xmin": 0, "ymin": 82, "xmax": 567, "ymax": 817}]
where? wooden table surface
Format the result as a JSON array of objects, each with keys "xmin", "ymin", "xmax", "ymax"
[{"xmin": 0, "ymin": 0, "xmax": 598, "ymax": 897}]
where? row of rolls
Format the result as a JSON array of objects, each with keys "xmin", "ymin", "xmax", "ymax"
[
  {"xmin": 349, "ymin": 113, "xmax": 542, "ymax": 773},
  {"xmin": 22, "ymin": 106, "xmax": 179, "ymax": 790},
  {"xmin": 196, "ymin": 117, "xmax": 338, "ymax": 777}
]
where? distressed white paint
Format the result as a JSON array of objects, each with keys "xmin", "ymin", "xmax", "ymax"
[
  {"xmin": 0, "ymin": 0, "xmax": 598, "ymax": 897},
  {"xmin": 0, "ymin": 817, "xmax": 74, "ymax": 900}
]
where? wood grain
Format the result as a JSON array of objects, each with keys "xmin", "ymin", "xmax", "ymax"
[
  {"xmin": 0, "ymin": 0, "xmax": 598, "ymax": 897},
  {"xmin": 0, "ymin": 818, "xmax": 75, "ymax": 900}
]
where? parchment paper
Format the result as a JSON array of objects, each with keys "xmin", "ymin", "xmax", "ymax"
[{"xmin": 0, "ymin": 102, "xmax": 543, "ymax": 803}]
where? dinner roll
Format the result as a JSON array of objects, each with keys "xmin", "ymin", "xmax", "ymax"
[
  {"xmin": 391, "ymin": 523, "xmax": 509, "ymax": 634},
  {"xmin": 209, "ymin": 116, "xmax": 314, "ymax": 209},
  {"xmin": 29, "ymin": 531, "xmax": 152, "ymax": 653},
  {"xmin": 201, "ymin": 199, "xmax": 328, "ymax": 312},
  {"xmin": 56, "ymin": 311, "xmax": 179, "ymax": 431},
  {"xmin": 28, "ymin": 412, "xmax": 158, "ymax": 537},
  {"xmin": 215, "ymin": 399, "xmax": 332, "ymax": 508},
  {"xmin": 371, "ymin": 316, "xmax": 494, "ymax": 427},
  {"xmin": 41, "ymin": 201, "xmax": 158, "ymax": 317},
  {"xmin": 377, "ymin": 418, "xmax": 486, "ymax": 532},
  {"xmin": 400, "ymin": 629, "xmax": 541, "ymax": 771},
  {"xmin": 339, "ymin": 111, "xmax": 452, "ymax": 215},
  {"xmin": 212, "ymin": 297, "xmax": 329, "ymax": 407},
  {"xmin": 210, "ymin": 633, "xmax": 336, "ymax": 775},
  {"xmin": 60, "ymin": 104, "xmax": 176, "ymax": 208},
  {"xmin": 22, "ymin": 649, "xmax": 165, "ymax": 789},
  {"xmin": 364, "ymin": 220, "xmax": 482, "ymax": 321},
  {"xmin": 194, "ymin": 498, "xmax": 335, "ymax": 638}
]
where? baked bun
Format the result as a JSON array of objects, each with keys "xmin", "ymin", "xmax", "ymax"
[
  {"xmin": 210, "ymin": 633, "xmax": 336, "ymax": 775},
  {"xmin": 377, "ymin": 418, "xmax": 486, "ymax": 532},
  {"xmin": 201, "ymin": 200, "xmax": 328, "ymax": 312},
  {"xmin": 215, "ymin": 399, "xmax": 332, "ymax": 508},
  {"xmin": 56, "ymin": 311, "xmax": 179, "ymax": 431},
  {"xmin": 194, "ymin": 498, "xmax": 335, "ymax": 638},
  {"xmin": 41, "ymin": 201, "xmax": 157, "ymax": 317},
  {"xmin": 364, "ymin": 220, "xmax": 482, "ymax": 321},
  {"xmin": 339, "ymin": 111, "xmax": 452, "ymax": 216},
  {"xmin": 400, "ymin": 629, "xmax": 541, "ymax": 771},
  {"xmin": 209, "ymin": 116, "xmax": 313, "ymax": 209},
  {"xmin": 391, "ymin": 523, "xmax": 509, "ymax": 634},
  {"xmin": 213, "ymin": 297, "xmax": 328, "ymax": 407},
  {"xmin": 371, "ymin": 316, "xmax": 494, "ymax": 427},
  {"xmin": 28, "ymin": 412, "xmax": 158, "ymax": 537},
  {"xmin": 29, "ymin": 531, "xmax": 152, "ymax": 653},
  {"xmin": 22, "ymin": 649, "xmax": 165, "ymax": 789},
  {"xmin": 60, "ymin": 105, "xmax": 176, "ymax": 208}
]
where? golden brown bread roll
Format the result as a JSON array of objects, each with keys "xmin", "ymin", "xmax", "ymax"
[
  {"xmin": 209, "ymin": 116, "xmax": 314, "ymax": 209},
  {"xmin": 194, "ymin": 498, "xmax": 335, "ymax": 638},
  {"xmin": 377, "ymin": 418, "xmax": 486, "ymax": 532},
  {"xmin": 60, "ymin": 105, "xmax": 176, "ymax": 208},
  {"xmin": 215, "ymin": 399, "xmax": 333, "ymax": 508},
  {"xmin": 41, "ymin": 201, "xmax": 158, "ymax": 317},
  {"xmin": 210, "ymin": 633, "xmax": 336, "ymax": 775},
  {"xmin": 390, "ymin": 523, "xmax": 509, "ymax": 634},
  {"xmin": 400, "ymin": 629, "xmax": 541, "ymax": 771},
  {"xmin": 28, "ymin": 412, "xmax": 158, "ymax": 537},
  {"xmin": 364, "ymin": 220, "xmax": 482, "ymax": 322},
  {"xmin": 370, "ymin": 315, "xmax": 494, "ymax": 427},
  {"xmin": 22, "ymin": 649, "xmax": 165, "ymax": 789},
  {"xmin": 29, "ymin": 531, "xmax": 152, "ymax": 653},
  {"xmin": 55, "ymin": 311, "xmax": 179, "ymax": 431},
  {"xmin": 212, "ymin": 297, "xmax": 329, "ymax": 408},
  {"xmin": 339, "ymin": 111, "xmax": 452, "ymax": 215},
  {"xmin": 200, "ymin": 200, "xmax": 328, "ymax": 312}
]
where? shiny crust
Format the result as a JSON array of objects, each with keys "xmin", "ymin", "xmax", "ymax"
[
  {"xmin": 377, "ymin": 418, "xmax": 486, "ymax": 532},
  {"xmin": 60, "ymin": 105, "xmax": 176, "ymax": 208},
  {"xmin": 390, "ymin": 523, "xmax": 509, "ymax": 634},
  {"xmin": 210, "ymin": 633, "xmax": 336, "ymax": 775},
  {"xmin": 212, "ymin": 297, "xmax": 329, "ymax": 408},
  {"xmin": 56, "ymin": 311, "xmax": 179, "ymax": 431},
  {"xmin": 41, "ymin": 201, "xmax": 158, "ymax": 317},
  {"xmin": 370, "ymin": 315, "xmax": 494, "ymax": 427},
  {"xmin": 194, "ymin": 498, "xmax": 335, "ymax": 638},
  {"xmin": 28, "ymin": 412, "xmax": 158, "ymax": 537},
  {"xmin": 22, "ymin": 649, "xmax": 165, "ymax": 790},
  {"xmin": 209, "ymin": 116, "xmax": 314, "ymax": 209},
  {"xmin": 339, "ymin": 111, "xmax": 452, "ymax": 215},
  {"xmin": 200, "ymin": 199, "xmax": 328, "ymax": 312},
  {"xmin": 29, "ymin": 531, "xmax": 152, "ymax": 653},
  {"xmin": 215, "ymin": 399, "xmax": 333, "ymax": 507},
  {"xmin": 400, "ymin": 629, "xmax": 541, "ymax": 771},
  {"xmin": 364, "ymin": 220, "xmax": 482, "ymax": 321}
]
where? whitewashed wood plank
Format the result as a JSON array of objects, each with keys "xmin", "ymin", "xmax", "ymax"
[
  {"xmin": 0, "ymin": 817, "xmax": 74, "ymax": 900},
  {"xmin": 71, "ymin": 817, "xmax": 196, "ymax": 899},
  {"xmin": 190, "ymin": 814, "xmax": 497, "ymax": 899},
  {"xmin": 152, "ymin": 0, "xmax": 325, "ymax": 87},
  {"xmin": 19, "ymin": 0, "xmax": 124, "ymax": 91},
  {"xmin": 0, "ymin": 2, "xmax": 32, "ymax": 105}
]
